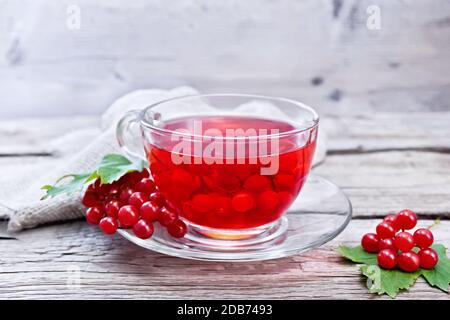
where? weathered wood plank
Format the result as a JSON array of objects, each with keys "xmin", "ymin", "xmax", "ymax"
[
  {"xmin": 0, "ymin": 220, "xmax": 448, "ymax": 299},
  {"xmin": 1, "ymin": 112, "xmax": 449, "ymax": 154},
  {"xmin": 0, "ymin": 116, "xmax": 98, "ymax": 155},
  {"xmin": 322, "ymin": 113, "xmax": 450, "ymax": 154},
  {"xmin": 314, "ymin": 151, "xmax": 450, "ymax": 217}
]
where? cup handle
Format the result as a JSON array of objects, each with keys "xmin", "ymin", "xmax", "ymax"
[{"xmin": 116, "ymin": 110, "xmax": 146, "ymax": 161}]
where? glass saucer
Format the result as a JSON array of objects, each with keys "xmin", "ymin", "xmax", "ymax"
[{"xmin": 118, "ymin": 174, "xmax": 352, "ymax": 261}]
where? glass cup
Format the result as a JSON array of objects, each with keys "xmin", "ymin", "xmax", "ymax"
[{"xmin": 116, "ymin": 94, "xmax": 319, "ymax": 241}]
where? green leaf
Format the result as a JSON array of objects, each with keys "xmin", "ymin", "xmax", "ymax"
[
  {"xmin": 41, "ymin": 173, "xmax": 92, "ymax": 200},
  {"xmin": 421, "ymin": 244, "xmax": 450, "ymax": 292},
  {"xmin": 41, "ymin": 153, "xmax": 148, "ymax": 200},
  {"xmin": 337, "ymin": 245, "xmax": 378, "ymax": 265},
  {"xmin": 96, "ymin": 154, "xmax": 146, "ymax": 184},
  {"xmin": 360, "ymin": 265, "xmax": 421, "ymax": 298}
]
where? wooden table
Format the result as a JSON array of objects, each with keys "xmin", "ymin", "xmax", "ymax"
[{"xmin": 1, "ymin": 112, "xmax": 449, "ymax": 299}]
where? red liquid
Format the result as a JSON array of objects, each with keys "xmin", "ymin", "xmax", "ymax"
[{"xmin": 146, "ymin": 116, "xmax": 317, "ymax": 229}]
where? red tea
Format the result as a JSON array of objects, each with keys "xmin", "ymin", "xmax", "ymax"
[{"xmin": 146, "ymin": 116, "xmax": 317, "ymax": 229}]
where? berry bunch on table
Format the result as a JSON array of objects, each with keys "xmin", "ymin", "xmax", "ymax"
[
  {"xmin": 361, "ymin": 209, "xmax": 438, "ymax": 272},
  {"xmin": 84, "ymin": 169, "xmax": 187, "ymax": 239}
]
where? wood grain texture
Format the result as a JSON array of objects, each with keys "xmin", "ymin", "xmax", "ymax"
[
  {"xmin": 0, "ymin": 0, "xmax": 450, "ymax": 117},
  {"xmin": 0, "ymin": 116, "xmax": 98, "ymax": 155},
  {"xmin": 1, "ymin": 113, "xmax": 449, "ymax": 217},
  {"xmin": 0, "ymin": 219, "xmax": 448, "ymax": 299},
  {"xmin": 0, "ymin": 113, "xmax": 449, "ymax": 299}
]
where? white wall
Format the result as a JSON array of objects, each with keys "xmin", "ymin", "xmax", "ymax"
[{"xmin": 0, "ymin": 0, "xmax": 449, "ymax": 117}]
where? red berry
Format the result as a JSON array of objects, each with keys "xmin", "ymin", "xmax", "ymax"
[
  {"xmin": 396, "ymin": 209, "xmax": 417, "ymax": 230},
  {"xmin": 82, "ymin": 191, "xmax": 101, "ymax": 208},
  {"xmin": 97, "ymin": 182, "xmax": 112, "ymax": 196},
  {"xmin": 118, "ymin": 205, "xmax": 139, "ymax": 228},
  {"xmin": 105, "ymin": 200, "xmax": 122, "ymax": 218},
  {"xmin": 418, "ymin": 248, "xmax": 439, "ymax": 269},
  {"xmin": 361, "ymin": 233, "xmax": 379, "ymax": 253},
  {"xmin": 244, "ymin": 175, "xmax": 272, "ymax": 192},
  {"xmin": 394, "ymin": 232, "xmax": 415, "ymax": 252},
  {"xmin": 231, "ymin": 192, "xmax": 255, "ymax": 213},
  {"xmin": 108, "ymin": 183, "xmax": 120, "ymax": 197},
  {"xmin": 140, "ymin": 168, "xmax": 150, "ymax": 179},
  {"xmin": 140, "ymin": 201, "xmax": 160, "ymax": 222},
  {"xmin": 397, "ymin": 251, "xmax": 420, "ymax": 272},
  {"xmin": 99, "ymin": 217, "xmax": 118, "ymax": 235},
  {"xmin": 149, "ymin": 192, "xmax": 166, "ymax": 207},
  {"xmin": 376, "ymin": 222, "xmax": 396, "ymax": 239},
  {"xmin": 132, "ymin": 219, "xmax": 154, "ymax": 239},
  {"xmin": 379, "ymin": 238, "xmax": 396, "ymax": 251},
  {"xmin": 125, "ymin": 171, "xmax": 145, "ymax": 185},
  {"xmin": 377, "ymin": 249, "xmax": 397, "ymax": 269},
  {"xmin": 128, "ymin": 192, "xmax": 147, "ymax": 208},
  {"xmin": 257, "ymin": 190, "xmax": 279, "ymax": 211},
  {"xmin": 119, "ymin": 187, "xmax": 134, "ymax": 202},
  {"xmin": 167, "ymin": 219, "xmax": 188, "ymax": 238},
  {"xmin": 413, "ymin": 228, "xmax": 434, "ymax": 248},
  {"xmin": 134, "ymin": 178, "xmax": 156, "ymax": 195},
  {"xmin": 158, "ymin": 207, "xmax": 178, "ymax": 227},
  {"xmin": 86, "ymin": 206, "xmax": 104, "ymax": 225},
  {"xmin": 383, "ymin": 214, "xmax": 399, "ymax": 230},
  {"xmin": 192, "ymin": 194, "xmax": 215, "ymax": 213}
]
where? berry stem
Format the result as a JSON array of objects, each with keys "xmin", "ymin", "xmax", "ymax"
[{"xmin": 427, "ymin": 218, "xmax": 441, "ymax": 230}]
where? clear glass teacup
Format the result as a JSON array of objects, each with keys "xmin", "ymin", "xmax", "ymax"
[{"xmin": 117, "ymin": 94, "xmax": 319, "ymax": 240}]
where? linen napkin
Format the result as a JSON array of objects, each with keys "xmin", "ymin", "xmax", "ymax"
[{"xmin": 0, "ymin": 87, "xmax": 327, "ymax": 231}]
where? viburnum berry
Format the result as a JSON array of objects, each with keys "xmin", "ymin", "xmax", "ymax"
[
  {"xmin": 158, "ymin": 207, "xmax": 178, "ymax": 227},
  {"xmin": 118, "ymin": 205, "xmax": 139, "ymax": 228},
  {"xmin": 149, "ymin": 192, "xmax": 166, "ymax": 207},
  {"xmin": 167, "ymin": 219, "xmax": 188, "ymax": 238},
  {"xmin": 128, "ymin": 192, "xmax": 147, "ymax": 208},
  {"xmin": 413, "ymin": 228, "xmax": 434, "ymax": 248},
  {"xmin": 108, "ymin": 183, "xmax": 120, "ymax": 197},
  {"xmin": 132, "ymin": 219, "xmax": 154, "ymax": 239},
  {"xmin": 99, "ymin": 217, "xmax": 118, "ymax": 235},
  {"xmin": 105, "ymin": 200, "xmax": 122, "ymax": 218},
  {"xmin": 394, "ymin": 232, "xmax": 415, "ymax": 252},
  {"xmin": 119, "ymin": 187, "xmax": 134, "ymax": 202},
  {"xmin": 231, "ymin": 192, "xmax": 255, "ymax": 213},
  {"xmin": 397, "ymin": 251, "xmax": 420, "ymax": 272},
  {"xmin": 125, "ymin": 171, "xmax": 147, "ymax": 185},
  {"xmin": 257, "ymin": 190, "xmax": 279, "ymax": 211},
  {"xmin": 379, "ymin": 238, "xmax": 396, "ymax": 251},
  {"xmin": 361, "ymin": 233, "xmax": 379, "ymax": 253},
  {"xmin": 244, "ymin": 175, "xmax": 271, "ymax": 192},
  {"xmin": 383, "ymin": 214, "xmax": 399, "ymax": 230},
  {"xmin": 82, "ymin": 191, "xmax": 101, "ymax": 208},
  {"xmin": 134, "ymin": 178, "xmax": 156, "ymax": 195},
  {"xmin": 376, "ymin": 222, "xmax": 396, "ymax": 239},
  {"xmin": 396, "ymin": 209, "xmax": 417, "ymax": 230},
  {"xmin": 140, "ymin": 201, "xmax": 160, "ymax": 222},
  {"xmin": 377, "ymin": 249, "xmax": 397, "ymax": 269},
  {"xmin": 86, "ymin": 206, "xmax": 104, "ymax": 225},
  {"xmin": 418, "ymin": 248, "xmax": 439, "ymax": 269},
  {"xmin": 192, "ymin": 194, "xmax": 215, "ymax": 213},
  {"xmin": 96, "ymin": 181, "xmax": 112, "ymax": 196}
]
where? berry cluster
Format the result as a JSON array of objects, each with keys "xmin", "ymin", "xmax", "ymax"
[
  {"xmin": 361, "ymin": 209, "xmax": 439, "ymax": 272},
  {"xmin": 82, "ymin": 169, "xmax": 188, "ymax": 239}
]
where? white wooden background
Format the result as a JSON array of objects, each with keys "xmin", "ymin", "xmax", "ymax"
[{"xmin": 1, "ymin": 0, "xmax": 450, "ymax": 117}]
